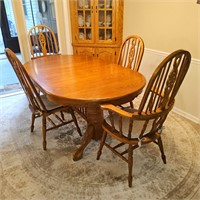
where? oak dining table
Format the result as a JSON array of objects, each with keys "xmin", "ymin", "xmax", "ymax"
[{"xmin": 24, "ymin": 54, "xmax": 146, "ymax": 161}]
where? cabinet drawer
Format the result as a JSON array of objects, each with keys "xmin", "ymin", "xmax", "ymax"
[
  {"xmin": 74, "ymin": 47, "xmax": 95, "ymax": 56},
  {"xmin": 73, "ymin": 47, "xmax": 119, "ymax": 63},
  {"xmin": 96, "ymin": 47, "xmax": 117, "ymax": 63}
]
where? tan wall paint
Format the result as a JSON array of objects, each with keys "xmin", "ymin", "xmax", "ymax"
[
  {"xmin": 124, "ymin": 0, "xmax": 199, "ymax": 59},
  {"xmin": 124, "ymin": 0, "xmax": 200, "ymax": 122},
  {"xmin": 198, "ymin": 3, "xmax": 200, "ymax": 58}
]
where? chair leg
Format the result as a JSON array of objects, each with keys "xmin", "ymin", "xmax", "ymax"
[
  {"xmin": 31, "ymin": 113, "xmax": 36, "ymax": 132},
  {"xmin": 128, "ymin": 145, "xmax": 133, "ymax": 187},
  {"xmin": 70, "ymin": 110, "xmax": 82, "ymax": 136},
  {"xmin": 157, "ymin": 137, "xmax": 166, "ymax": 164},
  {"xmin": 129, "ymin": 101, "xmax": 134, "ymax": 108},
  {"xmin": 97, "ymin": 131, "xmax": 107, "ymax": 160},
  {"xmin": 60, "ymin": 111, "xmax": 65, "ymax": 120},
  {"xmin": 42, "ymin": 116, "xmax": 47, "ymax": 150}
]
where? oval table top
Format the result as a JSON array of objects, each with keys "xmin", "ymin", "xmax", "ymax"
[{"xmin": 24, "ymin": 55, "xmax": 146, "ymax": 106}]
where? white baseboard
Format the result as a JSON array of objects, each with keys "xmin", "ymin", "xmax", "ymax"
[
  {"xmin": 173, "ymin": 107, "xmax": 200, "ymax": 124},
  {"xmin": 145, "ymin": 48, "xmax": 168, "ymax": 57}
]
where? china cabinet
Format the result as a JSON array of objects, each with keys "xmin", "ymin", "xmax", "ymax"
[{"xmin": 69, "ymin": 0, "xmax": 123, "ymax": 63}]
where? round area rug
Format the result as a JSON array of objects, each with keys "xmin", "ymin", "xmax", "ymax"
[{"xmin": 0, "ymin": 94, "xmax": 200, "ymax": 200}]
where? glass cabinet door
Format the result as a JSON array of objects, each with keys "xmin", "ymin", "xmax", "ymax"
[
  {"xmin": 75, "ymin": 0, "xmax": 115, "ymax": 43},
  {"xmin": 77, "ymin": 0, "xmax": 94, "ymax": 42},
  {"xmin": 97, "ymin": 0, "xmax": 114, "ymax": 43}
]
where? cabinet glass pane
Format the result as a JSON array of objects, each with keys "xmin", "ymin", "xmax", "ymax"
[
  {"xmin": 78, "ymin": 0, "xmax": 91, "ymax": 9},
  {"xmin": 79, "ymin": 28, "xmax": 84, "ymax": 40},
  {"xmin": 106, "ymin": 0, "xmax": 112, "ymax": 8},
  {"xmin": 106, "ymin": 11, "xmax": 112, "ymax": 25},
  {"xmin": 106, "ymin": 29, "xmax": 112, "ymax": 40},
  {"xmin": 98, "ymin": 0, "xmax": 104, "ymax": 8},
  {"xmin": 98, "ymin": 0, "xmax": 112, "ymax": 8},
  {"xmin": 77, "ymin": 1, "xmax": 92, "ymax": 41},
  {"xmin": 85, "ymin": 0, "xmax": 91, "ymax": 8},
  {"xmin": 98, "ymin": 11, "xmax": 105, "ymax": 27},
  {"xmin": 86, "ymin": 29, "xmax": 92, "ymax": 40},
  {"xmin": 78, "ymin": 11, "xmax": 84, "ymax": 27},
  {"xmin": 85, "ymin": 11, "xmax": 91, "ymax": 27},
  {"xmin": 99, "ymin": 29, "xmax": 105, "ymax": 40}
]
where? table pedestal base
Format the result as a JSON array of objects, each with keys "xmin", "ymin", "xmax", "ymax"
[{"xmin": 73, "ymin": 104, "xmax": 103, "ymax": 161}]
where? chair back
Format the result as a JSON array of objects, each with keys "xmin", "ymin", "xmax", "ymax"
[
  {"xmin": 126, "ymin": 50, "xmax": 191, "ymax": 140},
  {"xmin": 28, "ymin": 24, "xmax": 59, "ymax": 58},
  {"xmin": 138, "ymin": 49, "xmax": 191, "ymax": 114},
  {"xmin": 117, "ymin": 35, "xmax": 144, "ymax": 71},
  {"xmin": 5, "ymin": 48, "xmax": 47, "ymax": 113},
  {"xmin": 103, "ymin": 49, "xmax": 191, "ymax": 141},
  {"xmin": 131, "ymin": 49, "xmax": 191, "ymax": 139}
]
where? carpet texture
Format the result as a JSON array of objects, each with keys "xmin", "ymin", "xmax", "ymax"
[{"xmin": 0, "ymin": 94, "xmax": 200, "ymax": 200}]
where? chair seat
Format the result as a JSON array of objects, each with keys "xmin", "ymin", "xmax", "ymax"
[
  {"xmin": 40, "ymin": 95, "xmax": 63, "ymax": 110},
  {"xmin": 103, "ymin": 109, "xmax": 156, "ymax": 145}
]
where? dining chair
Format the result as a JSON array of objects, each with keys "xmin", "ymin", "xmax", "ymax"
[
  {"xmin": 97, "ymin": 49, "xmax": 191, "ymax": 187},
  {"xmin": 117, "ymin": 35, "xmax": 145, "ymax": 108},
  {"xmin": 117, "ymin": 35, "xmax": 144, "ymax": 71},
  {"xmin": 28, "ymin": 24, "xmax": 59, "ymax": 58},
  {"xmin": 5, "ymin": 48, "xmax": 82, "ymax": 150}
]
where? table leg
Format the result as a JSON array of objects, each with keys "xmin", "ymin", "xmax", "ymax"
[
  {"xmin": 73, "ymin": 124, "xmax": 94, "ymax": 161},
  {"xmin": 73, "ymin": 104, "xmax": 103, "ymax": 161}
]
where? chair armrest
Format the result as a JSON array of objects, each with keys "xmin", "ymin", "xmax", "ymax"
[{"xmin": 101, "ymin": 104, "xmax": 133, "ymax": 118}]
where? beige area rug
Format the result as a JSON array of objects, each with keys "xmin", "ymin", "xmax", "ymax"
[{"xmin": 0, "ymin": 94, "xmax": 200, "ymax": 200}]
